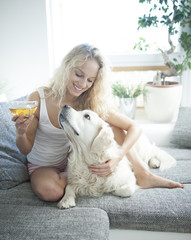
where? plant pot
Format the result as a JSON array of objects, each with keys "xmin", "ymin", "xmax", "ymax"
[
  {"xmin": 144, "ymin": 81, "xmax": 182, "ymax": 122},
  {"xmin": 119, "ymin": 98, "xmax": 136, "ymax": 119}
]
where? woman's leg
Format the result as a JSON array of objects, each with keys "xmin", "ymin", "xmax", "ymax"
[
  {"xmin": 30, "ymin": 167, "xmax": 67, "ymax": 201},
  {"xmin": 112, "ymin": 127, "xmax": 184, "ymax": 189},
  {"xmin": 126, "ymin": 147, "xmax": 183, "ymax": 188}
]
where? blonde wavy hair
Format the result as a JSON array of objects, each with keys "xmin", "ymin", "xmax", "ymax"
[{"xmin": 46, "ymin": 43, "xmax": 112, "ymax": 120}]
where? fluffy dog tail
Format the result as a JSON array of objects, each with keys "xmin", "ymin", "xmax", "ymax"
[
  {"xmin": 135, "ymin": 134, "xmax": 176, "ymax": 171},
  {"xmin": 149, "ymin": 145, "xmax": 176, "ymax": 171}
]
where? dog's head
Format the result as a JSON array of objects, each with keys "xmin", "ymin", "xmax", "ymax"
[{"xmin": 59, "ymin": 105, "xmax": 114, "ymax": 156}]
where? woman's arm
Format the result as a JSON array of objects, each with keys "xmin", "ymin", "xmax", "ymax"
[
  {"xmin": 89, "ymin": 109, "xmax": 142, "ymax": 176},
  {"xmin": 107, "ymin": 109, "xmax": 142, "ymax": 158}
]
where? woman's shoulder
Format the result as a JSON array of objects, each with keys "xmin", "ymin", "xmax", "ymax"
[
  {"xmin": 27, "ymin": 91, "xmax": 40, "ymax": 101},
  {"xmin": 27, "ymin": 87, "xmax": 51, "ymax": 101}
]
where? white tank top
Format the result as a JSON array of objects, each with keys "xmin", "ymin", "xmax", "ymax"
[{"xmin": 27, "ymin": 88, "xmax": 70, "ymax": 166}]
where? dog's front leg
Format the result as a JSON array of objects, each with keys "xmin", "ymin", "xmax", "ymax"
[{"xmin": 57, "ymin": 185, "xmax": 76, "ymax": 209}]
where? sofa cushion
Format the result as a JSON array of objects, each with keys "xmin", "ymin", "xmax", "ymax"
[
  {"xmin": 77, "ymin": 186, "xmax": 191, "ymax": 233},
  {"xmin": 170, "ymin": 107, "xmax": 191, "ymax": 148},
  {"xmin": 0, "ymin": 204, "xmax": 109, "ymax": 240},
  {"xmin": 0, "ymin": 97, "xmax": 29, "ymax": 190}
]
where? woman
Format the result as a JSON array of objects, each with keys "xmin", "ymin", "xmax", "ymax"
[{"xmin": 12, "ymin": 44, "xmax": 183, "ymax": 202}]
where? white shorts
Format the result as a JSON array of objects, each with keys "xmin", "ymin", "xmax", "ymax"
[{"xmin": 27, "ymin": 157, "xmax": 68, "ymax": 175}]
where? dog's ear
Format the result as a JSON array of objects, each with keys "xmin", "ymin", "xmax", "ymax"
[{"xmin": 91, "ymin": 126, "xmax": 114, "ymax": 153}]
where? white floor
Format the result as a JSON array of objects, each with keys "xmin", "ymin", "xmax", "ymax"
[{"xmin": 110, "ymin": 229, "xmax": 191, "ymax": 240}]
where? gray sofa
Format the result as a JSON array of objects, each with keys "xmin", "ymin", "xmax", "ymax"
[{"xmin": 0, "ymin": 99, "xmax": 191, "ymax": 240}]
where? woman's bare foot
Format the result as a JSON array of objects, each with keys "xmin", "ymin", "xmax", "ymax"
[
  {"xmin": 125, "ymin": 148, "xmax": 184, "ymax": 189},
  {"xmin": 136, "ymin": 171, "xmax": 184, "ymax": 189}
]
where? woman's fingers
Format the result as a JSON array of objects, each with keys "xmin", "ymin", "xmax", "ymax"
[
  {"xmin": 89, "ymin": 160, "xmax": 113, "ymax": 176},
  {"xmin": 14, "ymin": 115, "xmax": 34, "ymax": 135}
]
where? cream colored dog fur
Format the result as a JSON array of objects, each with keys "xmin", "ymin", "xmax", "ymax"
[{"xmin": 57, "ymin": 105, "xmax": 176, "ymax": 209}]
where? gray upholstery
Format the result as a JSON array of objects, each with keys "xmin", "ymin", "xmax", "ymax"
[
  {"xmin": 0, "ymin": 99, "xmax": 191, "ymax": 238},
  {"xmin": 0, "ymin": 183, "xmax": 109, "ymax": 240},
  {"xmin": 0, "ymin": 99, "xmax": 29, "ymax": 189},
  {"xmin": 170, "ymin": 107, "xmax": 191, "ymax": 148},
  {"xmin": 0, "ymin": 204, "xmax": 109, "ymax": 240}
]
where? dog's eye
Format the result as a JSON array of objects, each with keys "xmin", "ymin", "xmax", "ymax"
[{"xmin": 84, "ymin": 114, "xmax": 90, "ymax": 120}]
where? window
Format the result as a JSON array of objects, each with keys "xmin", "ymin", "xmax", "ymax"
[
  {"xmin": 46, "ymin": 0, "xmax": 191, "ymax": 106},
  {"xmin": 46, "ymin": 0, "xmax": 178, "ymax": 71}
]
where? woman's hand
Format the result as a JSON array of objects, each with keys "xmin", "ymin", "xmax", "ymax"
[
  {"xmin": 12, "ymin": 114, "xmax": 34, "ymax": 136},
  {"xmin": 88, "ymin": 156, "xmax": 121, "ymax": 177}
]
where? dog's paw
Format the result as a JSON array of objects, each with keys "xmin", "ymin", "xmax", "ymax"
[
  {"xmin": 148, "ymin": 158, "xmax": 160, "ymax": 169},
  {"xmin": 112, "ymin": 184, "xmax": 137, "ymax": 197},
  {"xmin": 57, "ymin": 198, "xmax": 76, "ymax": 209}
]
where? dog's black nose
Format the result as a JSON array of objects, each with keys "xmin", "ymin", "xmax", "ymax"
[
  {"xmin": 59, "ymin": 105, "xmax": 70, "ymax": 128},
  {"xmin": 60, "ymin": 105, "xmax": 70, "ymax": 119},
  {"xmin": 63, "ymin": 105, "xmax": 70, "ymax": 109}
]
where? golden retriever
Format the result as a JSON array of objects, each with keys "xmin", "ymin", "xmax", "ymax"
[{"xmin": 57, "ymin": 105, "xmax": 176, "ymax": 209}]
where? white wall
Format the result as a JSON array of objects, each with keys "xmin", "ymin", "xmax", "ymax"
[
  {"xmin": 181, "ymin": 70, "xmax": 191, "ymax": 107},
  {"xmin": 0, "ymin": 0, "xmax": 50, "ymax": 100}
]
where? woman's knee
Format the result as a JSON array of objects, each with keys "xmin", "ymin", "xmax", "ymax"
[
  {"xmin": 33, "ymin": 181, "xmax": 65, "ymax": 202},
  {"xmin": 30, "ymin": 168, "xmax": 66, "ymax": 202}
]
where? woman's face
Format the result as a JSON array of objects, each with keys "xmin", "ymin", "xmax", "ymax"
[{"xmin": 67, "ymin": 58, "xmax": 100, "ymax": 98}]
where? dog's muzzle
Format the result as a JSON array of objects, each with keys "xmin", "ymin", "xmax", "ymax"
[
  {"xmin": 59, "ymin": 105, "xmax": 79, "ymax": 136},
  {"xmin": 59, "ymin": 105, "xmax": 70, "ymax": 128}
]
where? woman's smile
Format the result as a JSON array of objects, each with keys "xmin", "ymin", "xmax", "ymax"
[{"xmin": 73, "ymin": 83, "xmax": 83, "ymax": 92}]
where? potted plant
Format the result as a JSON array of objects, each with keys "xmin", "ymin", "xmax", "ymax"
[
  {"xmin": 136, "ymin": 0, "xmax": 191, "ymax": 122},
  {"xmin": 112, "ymin": 81, "xmax": 146, "ymax": 118}
]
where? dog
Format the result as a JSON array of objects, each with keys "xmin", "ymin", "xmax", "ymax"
[{"xmin": 57, "ymin": 105, "xmax": 176, "ymax": 209}]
